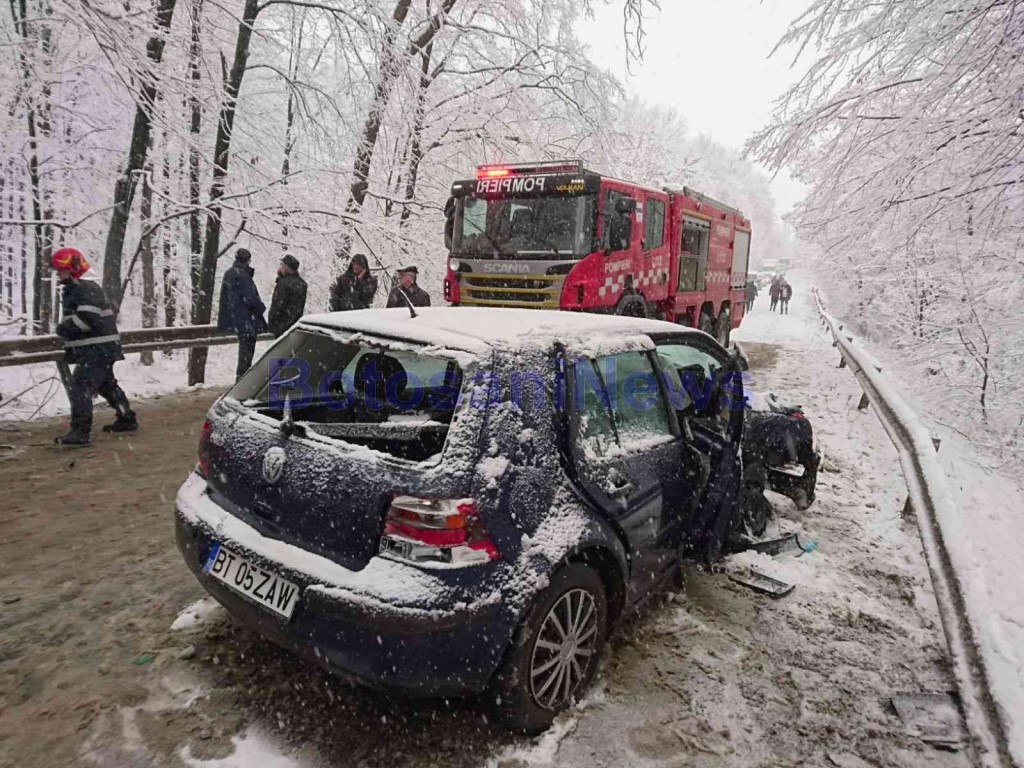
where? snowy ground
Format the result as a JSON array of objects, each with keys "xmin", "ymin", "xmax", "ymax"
[
  {"xmin": 815, "ymin": 279, "xmax": 1024, "ymax": 766},
  {"xmin": 0, "ymin": 340, "xmax": 273, "ymax": 422},
  {"xmin": 0, "ymin": 281, "xmax": 979, "ymax": 767}
]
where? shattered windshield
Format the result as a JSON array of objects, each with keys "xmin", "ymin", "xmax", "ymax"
[
  {"xmin": 453, "ymin": 194, "xmax": 596, "ymax": 258},
  {"xmin": 227, "ymin": 328, "xmax": 466, "ymax": 459}
]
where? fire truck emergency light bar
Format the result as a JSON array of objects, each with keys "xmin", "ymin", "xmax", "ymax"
[{"xmin": 477, "ymin": 160, "xmax": 584, "ymax": 178}]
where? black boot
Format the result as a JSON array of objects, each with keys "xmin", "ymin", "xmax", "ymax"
[
  {"xmin": 55, "ymin": 427, "xmax": 91, "ymax": 446},
  {"xmin": 102, "ymin": 410, "xmax": 139, "ymax": 433}
]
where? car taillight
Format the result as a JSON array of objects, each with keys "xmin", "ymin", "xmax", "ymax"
[
  {"xmin": 379, "ymin": 496, "xmax": 500, "ymax": 565},
  {"xmin": 197, "ymin": 419, "xmax": 212, "ymax": 478}
]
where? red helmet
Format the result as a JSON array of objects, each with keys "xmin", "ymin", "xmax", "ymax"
[{"xmin": 51, "ymin": 247, "xmax": 89, "ymax": 278}]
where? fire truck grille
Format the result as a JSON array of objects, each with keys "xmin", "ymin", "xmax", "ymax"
[{"xmin": 458, "ymin": 273, "xmax": 564, "ymax": 309}]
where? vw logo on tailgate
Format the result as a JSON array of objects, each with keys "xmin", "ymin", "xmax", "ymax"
[{"xmin": 262, "ymin": 447, "xmax": 287, "ymax": 484}]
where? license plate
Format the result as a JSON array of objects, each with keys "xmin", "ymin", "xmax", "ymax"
[{"xmin": 202, "ymin": 543, "xmax": 300, "ymax": 619}]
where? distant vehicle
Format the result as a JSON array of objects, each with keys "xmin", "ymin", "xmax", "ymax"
[
  {"xmin": 442, "ymin": 160, "xmax": 752, "ymax": 347},
  {"xmin": 176, "ymin": 307, "xmax": 760, "ymax": 732}
]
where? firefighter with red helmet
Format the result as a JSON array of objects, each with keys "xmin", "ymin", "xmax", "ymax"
[{"xmin": 51, "ymin": 247, "xmax": 138, "ymax": 445}]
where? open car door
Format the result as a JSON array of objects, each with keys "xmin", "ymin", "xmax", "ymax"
[{"xmin": 651, "ymin": 335, "xmax": 746, "ymax": 563}]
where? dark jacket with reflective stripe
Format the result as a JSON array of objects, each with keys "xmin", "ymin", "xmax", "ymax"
[{"xmin": 57, "ymin": 279, "xmax": 124, "ymax": 364}]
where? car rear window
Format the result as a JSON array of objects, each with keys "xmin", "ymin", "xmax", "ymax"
[{"xmin": 227, "ymin": 327, "xmax": 466, "ymax": 461}]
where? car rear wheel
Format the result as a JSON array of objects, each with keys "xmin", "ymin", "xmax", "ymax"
[{"xmin": 493, "ymin": 563, "xmax": 607, "ymax": 733}]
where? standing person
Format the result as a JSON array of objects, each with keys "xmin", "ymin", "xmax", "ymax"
[
  {"xmin": 217, "ymin": 248, "xmax": 268, "ymax": 382},
  {"xmin": 780, "ymin": 280, "xmax": 793, "ymax": 315},
  {"xmin": 386, "ymin": 266, "xmax": 431, "ymax": 309},
  {"xmin": 769, "ymin": 277, "xmax": 782, "ymax": 312},
  {"xmin": 268, "ymin": 254, "xmax": 308, "ymax": 337},
  {"xmin": 51, "ymin": 247, "xmax": 138, "ymax": 446},
  {"xmin": 744, "ymin": 281, "xmax": 758, "ymax": 311},
  {"xmin": 329, "ymin": 253, "xmax": 378, "ymax": 311}
]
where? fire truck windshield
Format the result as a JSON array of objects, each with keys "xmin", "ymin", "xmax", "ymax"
[{"xmin": 452, "ymin": 194, "xmax": 596, "ymax": 259}]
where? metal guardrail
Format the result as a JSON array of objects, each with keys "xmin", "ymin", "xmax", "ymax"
[
  {"xmin": 813, "ymin": 288, "xmax": 1015, "ymax": 768},
  {"xmin": 0, "ymin": 325, "xmax": 273, "ymax": 368}
]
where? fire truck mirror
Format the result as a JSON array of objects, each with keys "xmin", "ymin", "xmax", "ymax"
[{"xmin": 444, "ymin": 196, "xmax": 457, "ymax": 217}]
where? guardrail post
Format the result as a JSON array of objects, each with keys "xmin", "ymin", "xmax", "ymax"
[
  {"xmin": 858, "ymin": 392, "xmax": 870, "ymax": 410},
  {"xmin": 838, "ymin": 356, "xmax": 847, "ymax": 369},
  {"xmin": 932, "ymin": 437, "xmax": 942, "ymax": 452},
  {"xmin": 902, "ymin": 496, "xmax": 914, "ymax": 519}
]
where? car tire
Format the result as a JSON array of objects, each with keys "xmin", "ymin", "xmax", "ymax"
[
  {"xmin": 493, "ymin": 563, "xmax": 608, "ymax": 734},
  {"xmin": 715, "ymin": 308, "xmax": 731, "ymax": 347}
]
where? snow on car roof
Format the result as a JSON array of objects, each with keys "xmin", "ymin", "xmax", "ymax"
[{"xmin": 299, "ymin": 307, "xmax": 698, "ymax": 354}]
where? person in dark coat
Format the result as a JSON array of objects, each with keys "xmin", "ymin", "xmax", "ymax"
[
  {"xmin": 51, "ymin": 247, "xmax": 137, "ymax": 445},
  {"xmin": 386, "ymin": 266, "xmax": 431, "ymax": 309},
  {"xmin": 769, "ymin": 277, "xmax": 782, "ymax": 312},
  {"xmin": 217, "ymin": 248, "xmax": 268, "ymax": 381},
  {"xmin": 268, "ymin": 254, "xmax": 308, "ymax": 337},
  {"xmin": 779, "ymin": 280, "xmax": 793, "ymax": 315},
  {"xmin": 744, "ymin": 282, "xmax": 758, "ymax": 311},
  {"xmin": 329, "ymin": 253, "xmax": 378, "ymax": 311}
]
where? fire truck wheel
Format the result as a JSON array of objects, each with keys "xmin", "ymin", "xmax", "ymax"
[
  {"xmin": 615, "ymin": 295, "xmax": 647, "ymax": 318},
  {"xmin": 698, "ymin": 311, "xmax": 716, "ymax": 337},
  {"xmin": 715, "ymin": 308, "xmax": 731, "ymax": 347}
]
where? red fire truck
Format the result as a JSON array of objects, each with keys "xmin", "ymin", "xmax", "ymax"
[{"xmin": 442, "ymin": 160, "xmax": 752, "ymax": 345}]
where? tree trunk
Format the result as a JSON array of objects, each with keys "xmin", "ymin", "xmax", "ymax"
[
  {"xmin": 400, "ymin": 41, "xmax": 434, "ymax": 226},
  {"xmin": 18, "ymin": 175, "xmax": 27, "ymax": 331},
  {"xmin": 187, "ymin": 0, "xmax": 259, "ymax": 386},
  {"xmin": 1, "ymin": 166, "xmax": 9, "ymax": 319},
  {"xmin": 161, "ymin": 146, "xmax": 177, "ymax": 344},
  {"xmin": 140, "ymin": 166, "xmax": 156, "ymax": 365},
  {"xmin": 337, "ymin": 0, "xmax": 455, "ymax": 262},
  {"xmin": 280, "ymin": 9, "xmax": 303, "ymax": 245},
  {"xmin": 101, "ymin": 0, "xmax": 178, "ymax": 307},
  {"xmin": 10, "ymin": 0, "xmax": 52, "ymax": 333},
  {"xmin": 187, "ymin": 0, "xmax": 203, "ymax": 302}
]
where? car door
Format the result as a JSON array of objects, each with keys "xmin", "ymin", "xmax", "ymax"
[
  {"xmin": 566, "ymin": 350, "xmax": 692, "ymax": 599},
  {"xmin": 652, "ymin": 335, "xmax": 745, "ymax": 562}
]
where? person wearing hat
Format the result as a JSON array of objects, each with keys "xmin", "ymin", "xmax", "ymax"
[
  {"xmin": 329, "ymin": 253, "xmax": 378, "ymax": 312},
  {"xmin": 50, "ymin": 247, "xmax": 138, "ymax": 445},
  {"xmin": 268, "ymin": 254, "xmax": 308, "ymax": 337},
  {"xmin": 386, "ymin": 266, "xmax": 431, "ymax": 309},
  {"xmin": 217, "ymin": 248, "xmax": 268, "ymax": 381}
]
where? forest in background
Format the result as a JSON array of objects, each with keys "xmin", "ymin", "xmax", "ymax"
[
  {"xmin": 0, "ymin": 0, "xmax": 791, "ymax": 382},
  {"xmin": 751, "ymin": 0, "xmax": 1024, "ymax": 463}
]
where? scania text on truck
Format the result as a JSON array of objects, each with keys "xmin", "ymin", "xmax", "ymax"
[{"xmin": 442, "ymin": 160, "xmax": 752, "ymax": 346}]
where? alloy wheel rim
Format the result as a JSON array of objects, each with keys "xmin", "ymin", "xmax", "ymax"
[{"xmin": 529, "ymin": 588, "xmax": 599, "ymax": 710}]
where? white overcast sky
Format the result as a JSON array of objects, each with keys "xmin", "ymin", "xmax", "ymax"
[{"xmin": 578, "ymin": 0, "xmax": 813, "ymax": 216}]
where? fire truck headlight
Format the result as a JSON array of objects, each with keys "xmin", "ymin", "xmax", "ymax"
[{"xmin": 449, "ymin": 258, "xmax": 461, "ymax": 272}]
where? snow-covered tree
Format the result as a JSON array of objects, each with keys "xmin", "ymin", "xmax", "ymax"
[{"xmin": 750, "ymin": 0, "xmax": 1024, "ymax": 456}]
